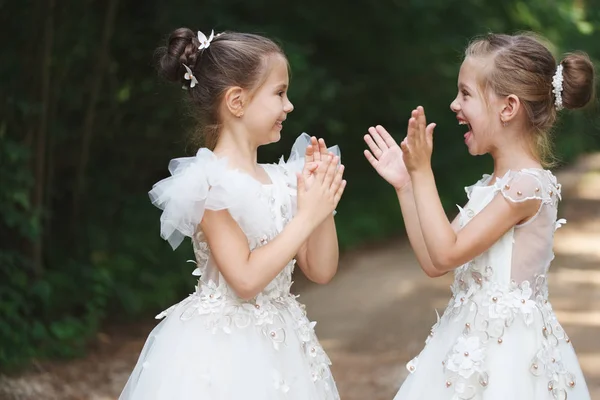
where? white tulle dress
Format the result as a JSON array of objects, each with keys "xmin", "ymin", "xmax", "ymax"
[
  {"xmin": 119, "ymin": 134, "xmax": 340, "ymax": 400},
  {"xmin": 395, "ymin": 169, "xmax": 591, "ymax": 400}
]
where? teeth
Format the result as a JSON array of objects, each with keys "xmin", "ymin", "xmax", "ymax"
[{"xmin": 458, "ymin": 121, "xmax": 468, "ymax": 125}]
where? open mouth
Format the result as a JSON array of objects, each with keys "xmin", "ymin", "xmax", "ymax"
[{"xmin": 458, "ymin": 118, "xmax": 472, "ymax": 144}]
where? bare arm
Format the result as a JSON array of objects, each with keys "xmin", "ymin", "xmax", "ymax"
[
  {"xmin": 411, "ymin": 168, "xmax": 539, "ymax": 271},
  {"xmin": 396, "ymin": 182, "xmax": 447, "ymax": 277},
  {"xmin": 295, "ymin": 138, "xmax": 342, "ymax": 284},
  {"xmin": 202, "ymin": 210, "xmax": 316, "ymax": 300},
  {"xmin": 201, "ymin": 156, "xmax": 346, "ymax": 300},
  {"xmin": 295, "ymin": 214, "xmax": 339, "ymax": 284},
  {"xmin": 401, "ymin": 106, "xmax": 539, "ymax": 272},
  {"xmin": 362, "ymin": 125, "xmax": 449, "ymax": 278}
]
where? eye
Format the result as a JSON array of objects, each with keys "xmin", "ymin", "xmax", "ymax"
[
  {"xmin": 278, "ymin": 91, "xmax": 285, "ymax": 97},
  {"xmin": 462, "ymin": 90, "xmax": 469, "ymax": 97}
]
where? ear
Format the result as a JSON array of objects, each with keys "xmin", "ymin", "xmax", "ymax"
[
  {"xmin": 224, "ymin": 86, "xmax": 246, "ymax": 117},
  {"xmin": 499, "ymin": 94, "xmax": 520, "ymax": 123}
]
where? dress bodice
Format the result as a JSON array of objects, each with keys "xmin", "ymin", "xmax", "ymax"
[{"xmin": 453, "ymin": 168, "xmax": 563, "ymax": 300}]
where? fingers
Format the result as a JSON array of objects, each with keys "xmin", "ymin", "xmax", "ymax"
[
  {"xmin": 400, "ymin": 137, "xmax": 409, "ymax": 154},
  {"xmin": 304, "ymin": 161, "xmax": 319, "ymax": 173},
  {"xmin": 426, "ymin": 122, "xmax": 436, "ymax": 146},
  {"xmin": 417, "ymin": 106, "xmax": 427, "ymax": 135},
  {"xmin": 368, "ymin": 126, "xmax": 388, "ymax": 152},
  {"xmin": 364, "ymin": 132, "xmax": 382, "ymax": 159},
  {"xmin": 330, "ymin": 164, "xmax": 344, "ymax": 191},
  {"xmin": 318, "ymin": 138, "xmax": 328, "ymax": 158},
  {"xmin": 363, "ymin": 149, "xmax": 379, "ymax": 168},
  {"xmin": 310, "ymin": 136, "xmax": 320, "ymax": 162},
  {"xmin": 375, "ymin": 125, "xmax": 398, "ymax": 148},
  {"xmin": 407, "ymin": 117, "xmax": 418, "ymax": 147},
  {"xmin": 305, "ymin": 145, "xmax": 314, "ymax": 157},
  {"xmin": 322, "ymin": 156, "xmax": 340, "ymax": 187},
  {"xmin": 296, "ymin": 172, "xmax": 305, "ymax": 193},
  {"xmin": 305, "ymin": 137, "xmax": 316, "ymax": 162},
  {"xmin": 411, "ymin": 109, "xmax": 419, "ymax": 119},
  {"xmin": 416, "ymin": 106, "xmax": 431, "ymax": 147},
  {"xmin": 330, "ymin": 163, "xmax": 346, "ymax": 206},
  {"xmin": 407, "ymin": 109, "xmax": 417, "ymax": 134},
  {"xmin": 409, "ymin": 109, "xmax": 421, "ymax": 142},
  {"xmin": 315, "ymin": 153, "xmax": 333, "ymax": 182},
  {"xmin": 333, "ymin": 179, "xmax": 347, "ymax": 205}
]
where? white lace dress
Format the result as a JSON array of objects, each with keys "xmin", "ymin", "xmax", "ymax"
[
  {"xmin": 119, "ymin": 134, "xmax": 340, "ymax": 400},
  {"xmin": 395, "ymin": 169, "xmax": 591, "ymax": 400}
]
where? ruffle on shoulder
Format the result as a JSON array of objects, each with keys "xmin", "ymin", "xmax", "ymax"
[
  {"xmin": 148, "ymin": 149, "xmax": 257, "ymax": 250},
  {"xmin": 465, "ymin": 174, "xmax": 492, "ymax": 199},
  {"xmin": 149, "ymin": 133, "xmax": 342, "ymax": 250}
]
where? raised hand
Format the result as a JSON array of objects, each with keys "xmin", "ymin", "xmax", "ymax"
[
  {"xmin": 297, "ymin": 154, "xmax": 346, "ymax": 229},
  {"xmin": 363, "ymin": 125, "xmax": 411, "ymax": 191},
  {"xmin": 400, "ymin": 106, "xmax": 436, "ymax": 173},
  {"xmin": 302, "ymin": 136, "xmax": 331, "ymax": 190}
]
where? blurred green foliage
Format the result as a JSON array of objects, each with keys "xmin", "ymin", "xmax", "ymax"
[{"xmin": 1, "ymin": 0, "xmax": 598, "ymax": 369}]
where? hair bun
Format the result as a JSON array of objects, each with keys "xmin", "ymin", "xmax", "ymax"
[
  {"xmin": 156, "ymin": 27, "xmax": 200, "ymax": 83},
  {"xmin": 560, "ymin": 52, "xmax": 596, "ymax": 110}
]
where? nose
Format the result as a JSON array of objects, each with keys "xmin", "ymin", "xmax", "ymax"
[
  {"xmin": 450, "ymin": 96, "xmax": 460, "ymax": 113},
  {"xmin": 284, "ymin": 98, "xmax": 294, "ymax": 113}
]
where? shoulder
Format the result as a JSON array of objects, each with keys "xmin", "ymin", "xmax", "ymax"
[
  {"xmin": 494, "ymin": 169, "xmax": 561, "ymax": 206},
  {"xmin": 148, "ymin": 148, "xmax": 261, "ymax": 249}
]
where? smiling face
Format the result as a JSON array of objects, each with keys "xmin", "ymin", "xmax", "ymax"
[
  {"xmin": 450, "ymin": 56, "xmax": 504, "ymax": 156},
  {"xmin": 241, "ymin": 54, "xmax": 294, "ymax": 146}
]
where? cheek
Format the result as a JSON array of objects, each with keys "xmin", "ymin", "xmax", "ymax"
[
  {"xmin": 263, "ymin": 97, "xmax": 281, "ymax": 114},
  {"xmin": 468, "ymin": 103, "xmax": 488, "ymax": 125},
  {"xmin": 462, "ymin": 98, "xmax": 476, "ymax": 114}
]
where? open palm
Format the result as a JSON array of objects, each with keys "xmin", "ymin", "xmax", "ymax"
[
  {"xmin": 302, "ymin": 136, "xmax": 329, "ymax": 190},
  {"xmin": 363, "ymin": 125, "xmax": 411, "ymax": 190}
]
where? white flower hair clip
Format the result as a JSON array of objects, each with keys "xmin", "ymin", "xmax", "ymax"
[
  {"xmin": 197, "ymin": 30, "xmax": 215, "ymax": 50},
  {"xmin": 182, "ymin": 64, "xmax": 198, "ymax": 89},
  {"xmin": 552, "ymin": 64, "xmax": 564, "ymax": 111}
]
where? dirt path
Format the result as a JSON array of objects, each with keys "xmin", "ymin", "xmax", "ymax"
[{"xmin": 2, "ymin": 154, "xmax": 599, "ymax": 400}]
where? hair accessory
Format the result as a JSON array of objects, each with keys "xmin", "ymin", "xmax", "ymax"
[
  {"xmin": 552, "ymin": 64, "xmax": 564, "ymax": 111},
  {"xmin": 182, "ymin": 64, "xmax": 198, "ymax": 89},
  {"xmin": 197, "ymin": 30, "xmax": 215, "ymax": 50}
]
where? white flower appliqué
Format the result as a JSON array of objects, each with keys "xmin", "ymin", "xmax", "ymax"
[
  {"xmin": 446, "ymin": 336, "xmax": 485, "ymax": 379},
  {"xmin": 555, "ymin": 218, "xmax": 567, "ymax": 231}
]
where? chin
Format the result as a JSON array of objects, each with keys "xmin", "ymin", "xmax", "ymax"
[
  {"xmin": 466, "ymin": 135, "xmax": 488, "ymax": 156},
  {"xmin": 467, "ymin": 146, "xmax": 483, "ymax": 156},
  {"xmin": 270, "ymin": 131, "xmax": 282, "ymax": 143},
  {"xmin": 469, "ymin": 146, "xmax": 489, "ymax": 157},
  {"xmin": 256, "ymin": 132, "xmax": 280, "ymax": 146}
]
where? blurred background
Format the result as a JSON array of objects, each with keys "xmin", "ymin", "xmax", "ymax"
[{"xmin": 1, "ymin": 0, "xmax": 599, "ymax": 398}]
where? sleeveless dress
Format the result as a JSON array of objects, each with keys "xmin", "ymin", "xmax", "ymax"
[{"xmin": 394, "ymin": 169, "xmax": 591, "ymax": 400}]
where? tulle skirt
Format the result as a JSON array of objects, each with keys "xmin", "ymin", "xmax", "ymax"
[
  {"xmin": 119, "ymin": 291, "xmax": 339, "ymax": 400},
  {"xmin": 394, "ymin": 296, "xmax": 590, "ymax": 400}
]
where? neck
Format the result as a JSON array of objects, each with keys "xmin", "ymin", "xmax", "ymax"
[
  {"xmin": 213, "ymin": 127, "xmax": 260, "ymax": 173},
  {"xmin": 489, "ymin": 128, "xmax": 542, "ymax": 179}
]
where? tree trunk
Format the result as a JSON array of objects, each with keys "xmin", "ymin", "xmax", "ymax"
[
  {"xmin": 33, "ymin": 0, "xmax": 55, "ymax": 277},
  {"xmin": 45, "ymin": 4, "xmax": 72, "ymax": 252},
  {"xmin": 71, "ymin": 0, "xmax": 120, "ymax": 229}
]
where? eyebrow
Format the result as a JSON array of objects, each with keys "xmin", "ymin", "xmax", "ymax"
[
  {"xmin": 458, "ymin": 82, "xmax": 472, "ymax": 91},
  {"xmin": 276, "ymin": 82, "xmax": 288, "ymax": 90}
]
